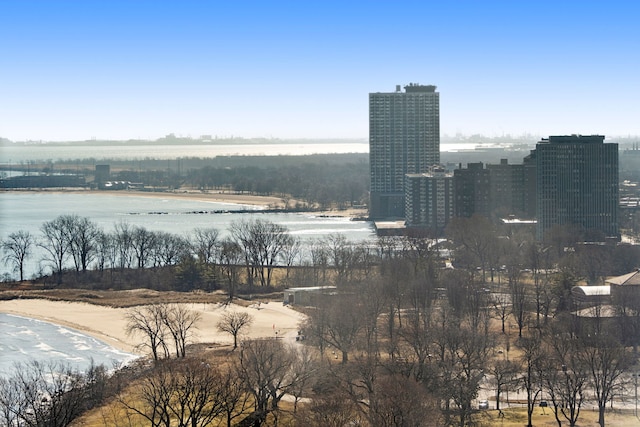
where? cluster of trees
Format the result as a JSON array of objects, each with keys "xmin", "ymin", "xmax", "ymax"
[
  {"xmin": 446, "ymin": 215, "xmax": 639, "ymax": 286},
  {"xmin": 101, "ymin": 339, "xmax": 314, "ymax": 427},
  {"xmin": 2, "ymin": 216, "xmax": 196, "ymax": 285},
  {"xmin": 291, "ymin": 228, "xmax": 638, "ymax": 427},
  {"xmin": 125, "ymin": 304, "xmax": 201, "ymax": 360},
  {"xmin": 11, "ymin": 153, "xmax": 371, "ymax": 210},
  {"xmin": 1, "ymin": 216, "xmax": 303, "ymax": 292},
  {"xmin": 183, "ymin": 160, "xmax": 369, "ymax": 210},
  {"xmin": 99, "ymin": 242, "xmax": 637, "ymax": 427},
  {"xmin": 95, "ymin": 154, "xmax": 370, "ymax": 210},
  {"xmin": 3, "ymin": 211, "xmax": 640, "ymax": 426},
  {"xmin": 0, "ymin": 361, "xmax": 111, "ymax": 427},
  {"xmin": 114, "ymin": 357, "xmax": 249, "ymax": 427}
]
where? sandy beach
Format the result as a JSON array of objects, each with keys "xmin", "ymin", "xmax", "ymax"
[{"xmin": 0, "ymin": 299, "xmax": 306, "ymax": 355}]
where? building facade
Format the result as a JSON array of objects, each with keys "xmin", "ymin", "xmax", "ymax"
[
  {"xmin": 369, "ymin": 83, "xmax": 440, "ymax": 218},
  {"xmin": 522, "ymin": 151, "xmax": 537, "ymax": 219},
  {"xmin": 535, "ymin": 135, "xmax": 619, "ymax": 240},
  {"xmin": 487, "ymin": 159, "xmax": 525, "ymax": 217},
  {"xmin": 405, "ymin": 167, "xmax": 454, "ymax": 232},
  {"xmin": 453, "ymin": 162, "xmax": 491, "ymax": 218}
]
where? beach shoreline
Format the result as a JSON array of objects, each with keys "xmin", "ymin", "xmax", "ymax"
[
  {"xmin": 0, "ymin": 298, "xmax": 306, "ymax": 356},
  {"xmin": 1, "ymin": 188, "xmax": 368, "ymax": 218}
]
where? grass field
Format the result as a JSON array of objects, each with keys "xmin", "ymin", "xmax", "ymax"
[{"xmin": 472, "ymin": 406, "xmax": 639, "ymax": 426}]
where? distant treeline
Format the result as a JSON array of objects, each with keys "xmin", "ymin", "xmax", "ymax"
[
  {"xmin": 106, "ymin": 154, "xmax": 370, "ymax": 209},
  {"xmin": 181, "ymin": 156, "xmax": 370, "ymax": 209},
  {"xmin": 2, "ymin": 153, "xmax": 371, "ymax": 208}
]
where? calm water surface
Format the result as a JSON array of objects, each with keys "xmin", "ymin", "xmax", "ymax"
[
  {"xmin": 0, "ymin": 313, "xmax": 137, "ymax": 378},
  {"xmin": 0, "ymin": 192, "xmax": 375, "ymax": 279}
]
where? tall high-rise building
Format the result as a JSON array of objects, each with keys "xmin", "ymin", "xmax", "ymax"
[
  {"xmin": 369, "ymin": 83, "xmax": 440, "ymax": 219},
  {"xmin": 535, "ymin": 135, "xmax": 619, "ymax": 240}
]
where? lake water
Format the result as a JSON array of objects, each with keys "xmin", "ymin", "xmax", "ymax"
[
  {"xmin": 0, "ymin": 313, "xmax": 137, "ymax": 379},
  {"xmin": 0, "ymin": 192, "xmax": 376, "ymax": 280}
]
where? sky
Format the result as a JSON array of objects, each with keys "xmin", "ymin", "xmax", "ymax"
[{"xmin": 1, "ymin": 1, "xmax": 639, "ymax": 142}]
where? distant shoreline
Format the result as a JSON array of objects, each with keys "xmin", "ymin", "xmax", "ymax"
[{"xmin": 1, "ymin": 188, "xmax": 369, "ymax": 218}]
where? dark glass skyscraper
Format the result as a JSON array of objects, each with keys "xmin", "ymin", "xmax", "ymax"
[
  {"xmin": 369, "ymin": 84, "xmax": 440, "ymax": 219},
  {"xmin": 535, "ymin": 135, "xmax": 619, "ymax": 240}
]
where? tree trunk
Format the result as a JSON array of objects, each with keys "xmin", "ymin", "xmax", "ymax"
[{"xmin": 598, "ymin": 404, "xmax": 606, "ymax": 427}]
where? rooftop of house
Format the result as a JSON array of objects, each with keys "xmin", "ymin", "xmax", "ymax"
[{"xmin": 606, "ymin": 270, "xmax": 640, "ymax": 286}]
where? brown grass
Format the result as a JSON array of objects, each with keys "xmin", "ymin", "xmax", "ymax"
[
  {"xmin": 73, "ymin": 343, "xmax": 298, "ymax": 427},
  {"xmin": 471, "ymin": 406, "xmax": 639, "ymax": 426},
  {"xmin": 0, "ymin": 288, "xmax": 234, "ymax": 307}
]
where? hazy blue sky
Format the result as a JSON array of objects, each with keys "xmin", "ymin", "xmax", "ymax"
[{"xmin": 1, "ymin": 1, "xmax": 638, "ymax": 141}]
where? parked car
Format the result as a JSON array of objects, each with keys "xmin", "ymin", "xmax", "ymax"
[{"xmin": 478, "ymin": 400, "xmax": 489, "ymax": 410}]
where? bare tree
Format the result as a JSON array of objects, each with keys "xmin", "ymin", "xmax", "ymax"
[
  {"xmin": 285, "ymin": 346, "xmax": 318, "ymax": 414},
  {"xmin": 371, "ymin": 373, "xmax": 438, "ymax": 427},
  {"xmin": 433, "ymin": 318, "xmax": 491, "ymax": 427},
  {"xmin": 379, "ymin": 255, "xmax": 412, "ymax": 347},
  {"xmin": 219, "ymin": 368, "xmax": 252, "ymax": 427},
  {"xmin": 168, "ymin": 359, "xmax": 226, "ymax": 427},
  {"xmin": 510, "ymin": 272, "xmax": 529, "ymax": 338},
  {"xmin": 152, "ymin": 232, "xmax": 190, "ymax": 267},
  {"xmin": 125, "ymin": 304, "xmax": 169, "ymax": 361},
  {"xmin": 397, "ymin": 303, "xmax": 435, "ymax": 385},
  {"xmin": 294, "ymin": 388, "xmax": 364, "ymax": 427},
  {"xmin": 65, "ymin": 215, "xmax": 100, "ymax": 272},
  {"xmin": 236, "ymin": 339, "xmax": 298, "ymax": 424},
  {"xmin": 230, "ymin": 217, "xmax": 294, "ymax": 287},
  {"xmin": 114, "ymin": 221, "xmax": 134, "ymax": 269},
  {"xmin": 118, "ymin": 361, "xmax": 172, "ymax": 427},
  {"xmin": 3, "ymin": 360, "xmax": 90, "ymax": 427},
  {"xmin": 0, "ymin": 377, "xmax": 18, "ymax": 427},
  {"xmin": 578, "ymin": 334, "xmax": 632, "ymax": 427},
  {"xmin": 487, "ymin": 359, "xmax": 520, "ymax": 411},
  {"xmin": 309, "ymin": 239, "xmax": 330, "ymax": 286},
  {"xmin": 613, "ymin": 281, "xmax": 640, "ymax": 352},
  {"xmin": 192, "ymin": 227, "xmax": 220, "ymax": 265},
  {"xmin": 218, "ymin": 237, "xmax": 243, "ymax": 301},
  {"xmin": 491, "ymin": 292, "xmax": 512, "ymax": 334},
  {"xmin": 39, "ymin": 216, "xmax": 70, "ymax": 283},
  {"xmin": 217, "ymin": 310, "xmax": 254, "ymax": 350},
  {"xmin": 131, "ymin": 226, "xmax": 157, "ymax": 268},
  {"xmin": 516, "ymin": 334, "xmax": 544, "ymax": 427},
  {"xmin": 126, "ymin": 304, "xmax": 200, "ymax": 360},
  {"xmin": 1, "ymin": 230, "xmax": 33, "ymax": 281},
  {"xmin": 446, "ymin": 215, "xmax": 497, "ymax": 283},
  {"xmin": 161, "ymin": 304, "xmax": 201, "ymax": 358},
  {"xmin": 540, "ymin": 332, "xmax": 588, "ymax": 427},
  {"xmin": 280, "ymin": 237, "xmax": 302, "ymax": 286},
  {"xmin": 94, "ymin": 230, "xmax": 113, "ymax": 272},
  {"xmin": 322, "ymin": 233, "xmax": 361, "ymax": 286},
  {"xmin": 316, "ymin": 293, "xmax": 364, "ymax": 363}
]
